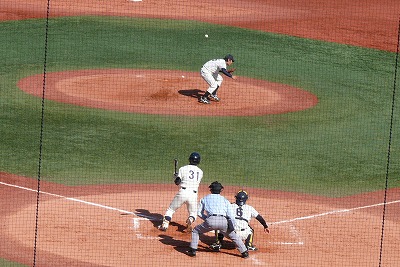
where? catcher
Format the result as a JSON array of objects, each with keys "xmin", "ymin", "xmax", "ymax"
[
  {"xmin": 210, "ymin": 190, "xmax": 270, "ymax": 251},
  {"xmin": 186, "ymin": 181, "xmax": 249, "ymax": 258},
  {"xmin": 199, "ymin": 54, "xmax": 237, "ymax": 104}
]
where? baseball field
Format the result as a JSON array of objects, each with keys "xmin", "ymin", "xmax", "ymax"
[{"xmin": 1, "ymin": 0, "xmax": 400, "ymax": 266}]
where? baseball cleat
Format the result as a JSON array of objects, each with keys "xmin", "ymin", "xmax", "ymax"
[
  {"xmin": 247, "ymin": 245, "xmax": 258, "ymax": 251},
  {"xmin": 199, "ymin": 96, "xmax": 210, "ymax": 104},
  {"xmin": 158, "ymin": 218, "xmax": 169, "ymax": 231},
  {"xmin": 209, "ymin": 94, "xmax": 220, "ymax": 101},
  {"xmin": 157, "ymin": 225, "xmax": 168, "ymax": 231},
  {"xmin": 209, "ymin": 242, "xmax": 221, "ymax": 252},
  {"xmin": 186, "ymin": 248, "xmax": 197, "ymax": 257},
  {"xmin": 241, "ymin": 251, "xmax": 249, "ymax": 258}
]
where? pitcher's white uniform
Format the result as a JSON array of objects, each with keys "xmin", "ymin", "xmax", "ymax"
[
  {"xmin": 200, "ymin": 58, "xmax": 227, "ymax": 94},
  {"xmin": 199, "ymin": 54, "xmax": 236, "ymax": 104}
]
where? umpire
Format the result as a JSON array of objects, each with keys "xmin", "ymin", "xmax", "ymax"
[{"xmin": 186, "ymin": 181, "xmax": 249, "ymax": 258}]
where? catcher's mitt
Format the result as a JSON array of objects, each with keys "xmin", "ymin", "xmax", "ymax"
[{"xmin": 227, "ymin": 68, "xmax": 236, "ymax": 74}]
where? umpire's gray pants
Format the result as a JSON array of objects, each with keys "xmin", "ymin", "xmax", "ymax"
[{"xmin": 190, "ymin": 216, "xmax": 247, "ymax": 253}]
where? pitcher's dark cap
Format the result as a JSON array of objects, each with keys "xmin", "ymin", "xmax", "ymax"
[{"xmin": 224, "ymin": 54, "xmax": 235, "ymax": 62}]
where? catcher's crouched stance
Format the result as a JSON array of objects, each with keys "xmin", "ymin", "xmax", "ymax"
[
  {"xmin": 186, "ymin": 182, "xmax": 249, "ymax": 258},
  {"xmin": 158, "ymin": 152, "xmax": 203, "ymax": 232},
  {"xmin": 210, "ymin": 190, "xmax": 270, "ymax": 252}
]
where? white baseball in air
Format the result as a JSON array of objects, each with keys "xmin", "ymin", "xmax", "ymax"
[
  {"xmin": 205, "ymin": 34, "xmax": 209, "ymax": 38},
  {"xmin": 182, "ymin": 75, "xmax": 185, "ymax": 78}
]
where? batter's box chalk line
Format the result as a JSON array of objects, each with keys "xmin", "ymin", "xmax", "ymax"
[
  {"xmin": 250, "ymin": 256, "xmax": 265, "ymax": 266},
  {"xmin": 2, "ymin": 181, "xmax": 399, "ymax": 245},
  {"xmin": 267, "ymin": 224, "xmax": 304, "ymax": 246},
  {"xmin": 132, "ymin": 216, "xmax": 161, "ymax": 240}
]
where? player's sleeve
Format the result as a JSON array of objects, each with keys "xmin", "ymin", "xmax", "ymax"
[
  {"xmin": 178, "ymin": 167, "xmax": 184, "ymax": 179},
  {"xmin": 250, "ymin": 206, "xmax": 259, "ymax": 218},
  {"xmin": 220, "ymin": 68, "xmax": 233, "ymax": 78},
  {"xmin": 198, "ymin": 167, "xmax": 204, "ymax": 182},
  {"xmin": 255, "ymin": 213, "xmax": 269, "ymax": 229}
]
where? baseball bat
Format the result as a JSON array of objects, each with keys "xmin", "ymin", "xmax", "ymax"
[{"xmin": 174, "ymin": 158, "xmax": 178, "ymax": 175}]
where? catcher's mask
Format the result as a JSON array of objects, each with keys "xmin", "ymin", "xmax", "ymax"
[
  {"xmin": 189, "ymin": 152, "xmax": 201, "ymax": 165},
  {"xmin": 235, "ymin": 190, "xmax": 249, "ymax": 206},
  {"xmin": 209, "ymin": 181, "xmax": 224, "ymax": 194}
]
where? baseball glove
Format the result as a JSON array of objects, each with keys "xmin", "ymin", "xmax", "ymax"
[{"xmin": 227, "ymin": 68, "xmax": 236, "ymax": 73}]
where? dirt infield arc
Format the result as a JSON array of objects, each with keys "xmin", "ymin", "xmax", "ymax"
[
  {"xmin": 17, "ymin": 69, "xmax": 318, "ymax": 116},
  {"xmin": 1, "ymin": 173, "xmax": 400, "ymax": 266},
  {"xmin": 2, "ymin": 0, "xmax": 400, "ymax": 266},
  {"xmin": 0, "ymin": 0, "xmax": 399, "ymax": 52}
]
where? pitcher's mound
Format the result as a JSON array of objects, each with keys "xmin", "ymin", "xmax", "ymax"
[{"xmin": 18, "ymin": 69, "xmax": 318, "ymax": 116}]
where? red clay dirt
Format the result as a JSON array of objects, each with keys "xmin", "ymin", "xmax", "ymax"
[
  {"xmin": 17, "ymin": 69, "xmax": 318, "ymax": 116},
  {"xmin": 1, "ymin": 172, "xmax": 399, "ymax": 266},
  {"xmin": 0, "ymin": 0, "xmax": 399, "ymax": 52},
  {"xmin": 1, "ymin": 0, "xmax": 400, "ymax": 266}
]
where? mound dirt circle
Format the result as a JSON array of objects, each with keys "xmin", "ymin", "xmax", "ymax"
[{"xmin": 17, "ymin": 69, "xmax": 318, "ymax": 116}]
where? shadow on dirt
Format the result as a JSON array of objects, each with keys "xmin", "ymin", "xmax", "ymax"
[
  {"xmin": 178, "ymin": 89, "xmax": 204, "ymax": 99},
  {"xmin": 134, "ymin": 209, "xmax": 163, "ymax": 228},
  {"xmin": 158, "ymin": 231, "xmax": 238, "ymax": 257}
]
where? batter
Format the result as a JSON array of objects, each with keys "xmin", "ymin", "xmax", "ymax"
[{"xmin": 158, "ymin": 152, "xmax": 203, "ymax": 232}]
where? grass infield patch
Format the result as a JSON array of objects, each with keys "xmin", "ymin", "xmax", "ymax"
[{"xmin": 0, "ymin": 16, "xmax": 399, "ymax": 196}]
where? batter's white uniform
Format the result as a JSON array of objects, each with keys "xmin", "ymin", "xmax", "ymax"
[
  {"xmin": 231, "ymin": 203, "xmax": 259, "ymax": 240},
  {"xmin": 200, "ymin": 59, "xmax": 226, "ymax": 94},
  {"xmin": 164, "ymin": 164, "xmax": 203, "ymax": 220}
]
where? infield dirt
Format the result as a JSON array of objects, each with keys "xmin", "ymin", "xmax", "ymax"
[{"xmin": 1, "ymin": 0, "xmax": 399, "ymax": 266}]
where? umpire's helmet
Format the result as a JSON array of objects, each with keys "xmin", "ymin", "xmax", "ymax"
[
  {"xmin": 235, "ymin": 190, "xmax": 249, "ymax": 206},
  {"xmin": 209, "ymin": 181, "xmax": 224, "ymax": 194},
  {"xmin": 188, "ymin": 152, "xmax": 201, "ymax": 165}
]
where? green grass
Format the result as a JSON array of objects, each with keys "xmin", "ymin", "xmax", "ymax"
[
  {"xmin": 0, "ymin": 258, "xmax": 27, "ymax": 267},
  {"xmin": 0, "ymin": 16, "xmax": 399, "ymax": 196}
]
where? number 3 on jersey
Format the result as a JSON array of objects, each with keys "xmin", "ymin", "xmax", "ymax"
[{"xmin": 189, "ymin": 170, "xmax": 200, "ymax": 181}]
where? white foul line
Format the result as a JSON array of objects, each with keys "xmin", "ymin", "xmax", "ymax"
[
  {"xmin": 1, "ymin": 180, "xmax": 399, "ymax": 226},
  {"xmin": 270, "ymin": 199, "xmax": 400, "ymax": 225},
  {"xmin": 0, "ymin": 181, "xmax": 135, "ymax": 216}
]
